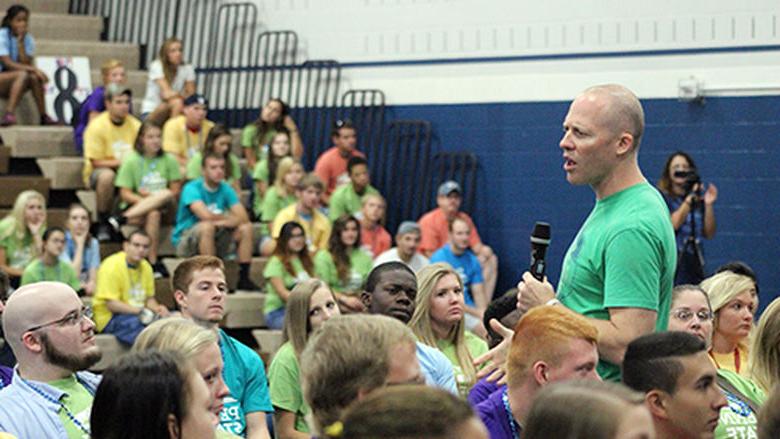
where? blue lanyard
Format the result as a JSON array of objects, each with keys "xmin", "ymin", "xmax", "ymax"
[
  {"xmin": 22, "ymin": 377, "xmax": 91, "ymax": 435},
  {"xmin": 502, "ymin": 387, "xmax": 520, "ymax": 439}
]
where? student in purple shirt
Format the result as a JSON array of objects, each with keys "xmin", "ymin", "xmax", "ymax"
[
  {"xmin": 475, "ymin": 305, "xmax": 600, "ymax": 439},
  {"xmin": 74, "ymin": 59, "xmax": 128, "ymax": 153}
]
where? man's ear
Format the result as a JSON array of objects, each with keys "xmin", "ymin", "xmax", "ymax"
[
  {"xmin": 21, "ymin": 331, "xmax": 44, "ymax": 354},
  {"xmin": 360, "ymin": 291, "xmax": 372, "ymax": 308},
  {"xmin": 531, "ymin": 361, "xmax": 550, "ymax": 385},
  {"xmin": 645, "ymin": 389, "xmax": 670, "ymax": 420},
  {"xmin": 173, "ymin": 290, "xmax": 187, "ymax": 310},
  {"xmin": 615, "ymin": 132, "xmax": 635, "ymax": 156},
  {"xmin": 167, "ymin": 413, "xmax": 180, "ymax": 439}
]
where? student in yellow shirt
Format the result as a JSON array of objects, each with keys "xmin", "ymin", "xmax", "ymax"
[
  {"xmin": 162, "ymin": 94, "xmax": 214, "ymax": 175},
  {"xmin": 82, "ymin": 84, "xmax": 141, "ymax": 242}
]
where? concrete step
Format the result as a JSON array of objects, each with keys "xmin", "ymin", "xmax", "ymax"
[
  {"xmin": 0, "ymin": 145, "xmax": 9, "ymax": 174},
  {"xmin": 223, "ymin": 291, "xmax": 266, "ymax": 328},
  {"xmin": 163, "ymin": 257, "xmax": 267, "ymax": 292},
  {"xmin": 252, "ymin": 329, "xmax": 284, "ymax": 361},
  {"xmin": 76, "ymin": 189, "xmax": 97, "ymax": 221},
  {"xmin": 90, "ymin": 69, "xmax": 147, "ymax": 100},
  {"xmin": 37, "ymin": 40, "xmax": 140, "ymax": 72},
  {"xmin": 0, "ymin": 126, "xmax": 76, "ymax": 157},
  {"xmin": 0, "ymin": 0, "xmax": 69, "ymax": 14},
  {"xmin": 0, "ymin": 207, "xmax": 69, "ymax": 227},
  {"xmin": 32, "ymin": 13, "xmax": 102, "ymax": 42},
  {"xmin": 0, "ymin": 176, "xmax": 49, "ymax": 207},
  {"xmin": 37, "ymin": 156, "xmax": 84, "ymax": 190}
]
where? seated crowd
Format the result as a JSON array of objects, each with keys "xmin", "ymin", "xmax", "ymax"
[{"xmin": 0, "ymin": 13, "xmax": 777, "ymax": 439}]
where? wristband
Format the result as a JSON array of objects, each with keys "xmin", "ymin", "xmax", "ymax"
[{"xmin": 545, "ymin": 298, "xmax": 561, "ymax": 306}]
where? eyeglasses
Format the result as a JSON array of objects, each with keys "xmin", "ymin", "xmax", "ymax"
[
  {"xmin": 671, "ymin": 308, "xmax": 713, "ymax": 323},
  {"xmin": 25, "ymin": 306, "xmax": 93, "ymax": 333}
]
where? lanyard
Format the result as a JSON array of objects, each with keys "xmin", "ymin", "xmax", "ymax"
[
  {"xmin": 502, "ymin": 387, "xmax": 520, "ymax": 439},
  {"xmin": 184, "ymin": 124, "xmax": 204, "ymax": 158},
  {"xmin": 23, "ymin": 377, "xmax": 91, "ymax": 435},
  {"xmin": 709, "ymin": 348, "xmax": 741, "ymax": 374}
]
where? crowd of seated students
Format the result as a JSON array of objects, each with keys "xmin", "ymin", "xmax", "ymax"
[{"xmin": 1, "ymin": 23, "xmax": 780, "ymax": 439}]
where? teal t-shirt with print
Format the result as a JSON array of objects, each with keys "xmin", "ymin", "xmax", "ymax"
[
  {"xmin": 262, "ymin": 255, "xmax": 311, "ymax": 314},
  {"xmin": 115, "ymin": 151, "xmax": 181, "ymax": 208},
  {"xmin": 21, "ymin": 259, "xmax": 81, "ymax": 291},
  {"xmin": 558, "ymin": 183, "xmax": 676, "ymax": 381},
  {"xmin": 49, "ymin": 375, "xmax": 93, "ymax": 439},
  {"xmin": 715, "ymin": 369, "xmax": 765, "ymax": 439},
  {"xmin": 314, "ymin": 248, "xmax": 373, "ymax": 294}
]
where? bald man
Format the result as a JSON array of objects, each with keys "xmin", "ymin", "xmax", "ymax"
[
  {"xmin": 516, "ymin": 84, "xmax": 676, "ymax": 381},
  {"xmin": 0, "ymin": 282, "xmax": 102, "ymax": 439}
]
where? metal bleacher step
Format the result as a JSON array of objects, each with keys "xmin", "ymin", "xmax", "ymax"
[
  {"xmin": 0, "ymin": 176, "xmax": 49, "ymax": 207},
  {"xmin": 31, "ymin": 13, "xmax": 103, "ymax": 42},
  {"xmin": 37, "ymin": 40, "xmax": 140, "ymax": 72},
  {"xmin": 36, "ymin": 156, "xmax": 84, "ymax": 190},
  {"xmin": 0, "ymin": 126, "xmax": 76, "ymax": 157},
  {"xmin": 0, "ymin": 207, "xmax": 69, "ymax": 227},
  {"xmin": 252, "ymin": 329, "xmax": 284, "ymax": 362},
  {"xmin": 0, "ymin": 0, "xmax": 69, "ymax": 14}
]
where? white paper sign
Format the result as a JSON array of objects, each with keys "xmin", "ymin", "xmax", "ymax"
[{"xmin": 36, "ymin": 56, "xmax": 92, "ymax": 124}]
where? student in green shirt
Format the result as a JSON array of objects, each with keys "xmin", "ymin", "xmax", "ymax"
[
  {"xmin": 241, "ymin": 98, "xmax": 303, "ymax": 170},
  {"xmin": 253, "ymin": 128, "xmax": 292, "ymax": 211},
  {"xmin": 314, "ymin": 215, "xmax": 373, "ymax": 313},
  {"xmin": 186, "ymin": 124, "xmax": 242, "ymax": 195},
  {"xmin": 110, "ymin": 120, "xmax": 182, "ymax": 277},
  {"xmin": 0, "ymin": 189, "xmax": 45, "ymax": 288},
  {"xmin": 263, "ymin": 221, "xmax": 315, "ymax": 329},
  {"xmin": 268, "ymin": 279, "xmax": 341, "ymax": 437},
  {"xmin": 328, "ymin": 156, "xmax": 380, "ymax": 221},
  {"xmin": 258, "ymin": 157, "xmax": 303, "ymax": 230},
  {"xmin": 409, "ymin": 262, "xmax": 488, "ymax": 397},
  {"xmin": 21, "ymin": 226, "xmax": 81, "ymax": 292}
]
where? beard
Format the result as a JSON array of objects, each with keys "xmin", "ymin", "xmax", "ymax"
[{"xmin": 40, "ymin": 332, "xmax": 102, "ymax": 372}]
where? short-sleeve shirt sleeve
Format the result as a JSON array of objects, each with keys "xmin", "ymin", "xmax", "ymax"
[{"xmin": 148, "ymin": 59, "xmax": 164, "ymax": 80}]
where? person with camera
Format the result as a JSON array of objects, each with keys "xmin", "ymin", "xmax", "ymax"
[{"xmin": 658, "ymin": 151, "xmax": 718, "ymax": 284}]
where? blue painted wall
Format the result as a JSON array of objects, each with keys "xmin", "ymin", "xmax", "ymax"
[{"xmin": 385, "ymin": 96, "xmax": 780, "ymax": 311}]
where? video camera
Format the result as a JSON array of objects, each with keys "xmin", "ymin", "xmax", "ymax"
[{"xmin": 673, "ymin": 169, "xmax": 701, "ymax": 195}]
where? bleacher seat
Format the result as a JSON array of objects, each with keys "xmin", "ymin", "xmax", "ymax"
[{"xmin": 252, "ymin": 329, "xmax": 284, "ymax": 362}]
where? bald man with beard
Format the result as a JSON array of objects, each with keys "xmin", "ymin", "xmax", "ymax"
[{"xmin": 0, "ymin": 282, "xmax": 102, "ymax": 439}]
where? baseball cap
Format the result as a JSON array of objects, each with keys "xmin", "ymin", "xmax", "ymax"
[
  {"xmin": 184, "ymin": 94, "xmax": 208, "ymax": 107},
  {"xmin": 437, "ymin": 180, "xmax": 462, "ymax": 197},
  {"xmin": 396, "ymin": 221, "xmax": 421, "ymax": 236}
]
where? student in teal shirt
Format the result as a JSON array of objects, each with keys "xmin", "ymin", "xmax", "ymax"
[
  {"xmin": 263, "ymin": 221, "xmax": 314, "ymax": 329},
  {"xmin": 111, "ymin": 120, "xmax": 182, "ymax": 277},
  {"xmin": 21, "ymin": 226, "xmax": 80, "ymax": 292},
  {"xmin": 314, "ymin": 216, "xmax": 373, "ymax": 313}
]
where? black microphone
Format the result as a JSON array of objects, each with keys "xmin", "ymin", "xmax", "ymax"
[{"xmin": 530, "ymin": 222, "xmax": 551, "ymax": 281}]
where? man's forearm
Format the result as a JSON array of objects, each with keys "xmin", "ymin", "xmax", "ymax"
[
  {"xmin": 584, "ymin": 311, "xmax": 656, "ymax": 365},
  {"xmin": 105, "ymin": 299, "xmax": 142, "ymax": 315}
]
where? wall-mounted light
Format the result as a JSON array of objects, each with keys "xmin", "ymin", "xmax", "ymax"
[{"xmin": 679, "ymin": 76, "xmax": 780, "ymax": 104}]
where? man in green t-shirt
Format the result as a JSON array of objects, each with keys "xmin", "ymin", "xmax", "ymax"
[
  {"xmin": 328, "ymin": 156, "xmax": 379, "ymax": 221},
  {"xmin": 21, "ymin": 227, "xmax": 81, "ymax": 292},
  {"xmin": 515, "ymin": 84, "xmax": 677, "ymax": 381}
]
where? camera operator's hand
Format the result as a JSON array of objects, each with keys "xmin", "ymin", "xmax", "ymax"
[{"xmin": 704, "ymin": 183, "xmax": 718, "ymax": 205}]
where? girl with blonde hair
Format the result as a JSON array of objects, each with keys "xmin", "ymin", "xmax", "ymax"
[
  {"xmin": 268, "ymin": 279, "xmax": 341, "ymax": 437},
  {"xmin": 141, "ymin": 37, "xmax": 196, "ymax": 124},
  {"xmin": 0, "ymin": 190, "xmax": 45, "ymax": 287},
  {"xmin": 701, "ymin": 270, "xmax": 758, "ymax": 376},
  {"xmin": 749, "ymin": 297, "xmax": 780, "ymax": 393},
  {"xmin": 409, "ymin": 262, "xmax": 487, "ymax": 396}
]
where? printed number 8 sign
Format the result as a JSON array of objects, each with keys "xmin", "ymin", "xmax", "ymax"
[{"xmin": 36, "ymin": 56, "xmax": 93, "ymax": 124}]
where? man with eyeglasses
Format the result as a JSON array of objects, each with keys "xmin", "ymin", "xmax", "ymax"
[
  {"xmin": 0, "ymin": 281, "xmax": 102, "ymax": 439},
  {"xmin": 314, "ymin": 119, "xmax": 365, "ymax": 204}
]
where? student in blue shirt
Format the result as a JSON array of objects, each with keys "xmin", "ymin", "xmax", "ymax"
[
  {"xmin": 0, "ymin": 5, "xmax": 57, "ymax": 126},
  {"xmin": 173, "ymin": 151, "xmax": 259, "ymax": 291},
  {"xmin": 430, "ymin": 217, "xmax": 487, "ymax": 336}
]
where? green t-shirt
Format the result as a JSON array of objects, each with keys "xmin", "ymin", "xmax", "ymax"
[
  {"xmin": 262, "ymin": 255, "xmax": 311, "ymax": 314},
  {"xmin": 49, "ymin": 375, "xmax": 93, "ymax": 439},
  {"xmin": 715, "ymin": 369, "xmax": 765, "ymax": 439},
  {"xmin": 328, "ymin": 183, "xmax": 380, "ymax": 221},
  {"xmin": 313, "ymin": 248, "xmax": 373, "ymax": 294},
  {"xmin": 21, "ymin": 259, "xmax": 81, "ymax": 291},
  {"xmin": 252, "ymin": 159, "xmax": 271, "ymax": 218},
  {"xmin": 558, "ymin": 183, "xmax": 676, "ymax": 382},
  {"xmin": 240, "ymin": 124, "xmax": 275, "ymax": 162},
  {"xmin": 0, "ymin": 217, "xmax": 39, "ymax": 270},
  {"xmin": 258, "ymin": 187, "xmax": 297, "ymax": 229},
  {"xmin": 268, "ymin": 342, "xmax": 310, "ymax": 434},
  {"xmin": 186, "ymin": 152, "xmax": 242, "ymax": 183},
  {"xmin": 115, "ymin": 151, "xmax": 181, "ymax": 208},
  {"xmin": 435, "ymin": 332, "xmax": 488, "ymax": 397}
]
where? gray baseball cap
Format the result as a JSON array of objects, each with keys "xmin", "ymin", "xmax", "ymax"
[
  {"xmin": 437, "ymin": 180, "xmax": 462, "ymax": 197},
  {"xmin": 396, "ymin": 221, "xmax": 421, "ymax": 236}
]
